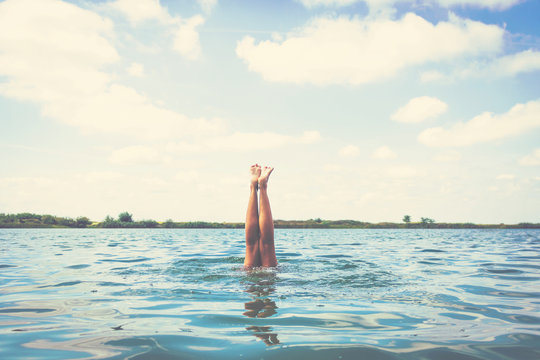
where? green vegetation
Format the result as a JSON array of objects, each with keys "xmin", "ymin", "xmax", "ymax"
[
  {"xmin": 0, "ymin": 212, "xmax": 538, "ymax": 229},
  {"xmin": 0, "ymin": 213, "xmax": 89, "ymax": 228},
  {"xmin": 118, "ymin": 212, "xmax": 133, "ymax": 223}
]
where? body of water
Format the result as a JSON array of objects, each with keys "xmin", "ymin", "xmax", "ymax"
[{"xmin": 1, "ymin": 228, "xmax": 540, "ymax": 359}]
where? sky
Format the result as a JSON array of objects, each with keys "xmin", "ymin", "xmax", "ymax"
[{"xmin": 0, "ymin": 0, "xmax": 539, "ymax": 224}]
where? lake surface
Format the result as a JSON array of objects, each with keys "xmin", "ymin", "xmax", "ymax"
[{"xmin": 1, "ymin": 229, "xmax": 540, "ymax": 359}]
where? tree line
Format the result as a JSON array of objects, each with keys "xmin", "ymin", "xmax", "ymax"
[
  {"xmin": 1, "ymin": 212, "xmax": 538, "ymax": 229},
  {"xmin": 0, "ymin": 212, "xmax": 243, "ymax": 229}
]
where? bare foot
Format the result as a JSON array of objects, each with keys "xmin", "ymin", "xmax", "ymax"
[
  {"xmin": 258, "ymin": 166, "xmax": 274, "ymax": 189},
  {"xmin": 250, "ymin": 164, "xmax": 261, "ymax": 188}
]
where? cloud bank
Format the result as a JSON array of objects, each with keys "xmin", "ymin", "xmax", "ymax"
[
  {"xmin": 422, "ymin": 50, "xmax": 540, "ymax": 82},
  {"xmin": 0, "ymin": 0, "xmax": 222, "ymax": 140},
  {"xmin": 418, "ymin": 99, "xmax": 540, "ymax": 147},
  {"xmin": 236, "ymin": 14, "xmax": 504, "ymax": 85}
]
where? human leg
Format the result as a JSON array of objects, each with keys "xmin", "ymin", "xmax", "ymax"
[
  {"xmin": 244, "ymin": 164, "xmax": 261, "ymax": 268},
  {"xmin": 258, "ymin": 167, "xmax": 277, "ymax": 267}
]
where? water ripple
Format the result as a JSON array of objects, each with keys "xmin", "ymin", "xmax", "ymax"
[{"xmin": 0, "ymin": 228, "xmax": 539, "ymax": 359}]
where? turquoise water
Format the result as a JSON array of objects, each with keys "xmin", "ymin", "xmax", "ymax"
[{"xmin": 1, "ymin": 229, "xmax": 540, "ymax": 359}]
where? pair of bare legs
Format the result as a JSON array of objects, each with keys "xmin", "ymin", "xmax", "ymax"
[{"xmin": 244, "ymin": 164, "xmax": 277, "ymax": 268}]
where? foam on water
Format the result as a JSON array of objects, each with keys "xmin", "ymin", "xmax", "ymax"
[{"xmin": 1, "ymin": 228, "xmax": 540, "ymax": 359}]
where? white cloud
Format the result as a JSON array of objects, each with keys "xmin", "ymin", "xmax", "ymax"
[
  {"xmin": 202, "ymin": 130, "xmax": 321, "ymax": 151},
  {"xmin": 519, "ymin": 148, "xmax": 540, "ymax": 166},
  {"xmin": 426, "ymin": 50, "xmax": 540, "ymax": 82},
  {"xmin": 127, "ymin": 62, "xmax": 145, "ymax": 77},
  {"xmin": 418, "ymin": 98, "xmax": 540, "ymax": 147},
  {"xmin": 324, "ymin": 164, "xmax": 343, "ymax": 172},
  {"xmin": 386, "ymin": 166, "xmax": 417, "ymax": 178},
  {"xmin": 0, "ymin": 0, "xmax": 221, "ymax": 140},
  {"xmin": 109, "ymin": 0, "xmax": 173, "ymax": 25},
  {"xmin": 173, "ymin": 15, "xmax": 205, "ymax": 60},
  {"xmin": 496, "ymin": 174, "xmax": 515, "ymax": 180},
  {"xmin": 112, "ymin": 131, "xmax": 321, "ymax": 159},
  {"xmin": 392, "ymin": 96, "xmax": 448, "ymax": 123},
  {"xmin": 43, "ymin": 83, "xmax": 224, "ymax": 140},
  {"xmin": 372, "ymin": 146, "xmax": 397, "ymax": 159},
  {"xmin": 108, "ymin": 0, "xmax": 206, "ymax": 61},
  {"xmin": 236, "ymin": 14, "xmax": 503, "ymax": 85},
  {"xmin": 433, "ymin": 150, "xmax": 461, "ymax": 162},
  {"xmin": 466, "ymin": 50, "xmax": 540, "ymax": 80},
  {"xmin": 175, "ymin": 170, "xmax": 199, "ymax": 183},
  {"xmin": 491, "ymin": 50, "xmax": 540, "ymax": 77},
  {"xmin": 0, "ymin": 172, "xmax": 187, "ymax": 221},
  {"xmin": 339, "ymin": 145, "xmax": 361, "ymax": 157},
  {"xmin": 198, "ymin": 0, "xmax": 218, "ymax": 14},
  {"xmin": 0, "ymin": 0, "xmax": 117, "ymax": 102},
  {"xmin": 109, "ymin": 145, "xmax": 161, "ymax": 164}
]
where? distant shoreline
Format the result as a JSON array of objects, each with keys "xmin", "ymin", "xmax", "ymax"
[{"xmin": 1, "ymin": 213, "xmax": 539, "ymax": 229}]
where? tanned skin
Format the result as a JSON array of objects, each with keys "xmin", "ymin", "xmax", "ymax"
[{"xmin": 244, "ymin": 164, "xmax": 277, "ymax": 268}]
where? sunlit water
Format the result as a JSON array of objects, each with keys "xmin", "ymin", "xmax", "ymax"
[{"xmin": 1, "ymin": 229, "xmax": 540, "ymax": 359}]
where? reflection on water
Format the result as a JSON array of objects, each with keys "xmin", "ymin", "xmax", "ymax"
[
  {"xmin": 1, "ymin": 228, "xmax": 540, "ymax": 359},
  {"xmin": 243, "ymin": 270, "xmax": 280, "ymax": 346}
]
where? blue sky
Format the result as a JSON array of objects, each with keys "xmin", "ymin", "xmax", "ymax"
[{"xmin": 0, "ymin": 0, "xmax": 539, "ymax": 223}]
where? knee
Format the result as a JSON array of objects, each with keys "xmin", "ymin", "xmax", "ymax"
[{"xmin": 260, "ymin": 235, "xmax": 274, "ymax": 247}]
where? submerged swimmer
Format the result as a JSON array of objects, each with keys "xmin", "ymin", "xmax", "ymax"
[{"xmin": 244, "ymin": 164, "xmax": 277, "ymax": 268}]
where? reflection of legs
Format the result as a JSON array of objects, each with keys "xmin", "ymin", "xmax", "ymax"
[
  {"xmin": 258, "ymin": 167, "xmax": 277, "ymax": 267},
  {"xmin": 246, "ymin": 326, "xmax": 280, "ymax": 346},
  {"xmin": 244, "ymin": 165, "xmax": 261, "ymax": 268}
]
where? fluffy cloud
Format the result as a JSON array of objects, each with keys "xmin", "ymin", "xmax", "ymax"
[
  {"xmin": 127, "ymin": 63, "xmax": 145, "ymax": 77},
  {"xmin": 173, "ymin": 15, "xmax": 205, "ymax": 60},
  {"xmin": 386, "ymin": 166, "xmax": 417, "ymax": 178},
  {"xmin": 109, "ymin": 145, "xmax": 162, "ymax": 164},
  {"xmin": 0, "ymin": 0, "xmax": 117, "ymax": 102},
  {"xmin": 418, "ymin": 99, "xmax": 540, "ymax": 147},
  {"xmin": 173, "ymin": 130, "xmax": 321, "ymax": 152},
  {"xmin": 236, "ymin": 14, "xmax": 503, "ymax": 85},
  {"xmin": 372, "ymin": 146, "xmax": 397, "ymax": 159},
  {"xmin": 423, "ymin": 50, "xmax": 540, "ymax": 82},
  {"xmin": 109, "ymin": 0, "xmax": 205, "ymax": 60},
  {"xmin": 339, "ymin": 145, "xmax": 361, "ymax": 157},
  {"xmin": 110, "ymin": 131, "xmax": 321, "ymax": 162},
  {"xmin": 491, "ymin": 50, "xmax": 540, "ymax": 77},
  {"xmin": 198, "ymin": 0, "xmax": 218, "ymax": 13},
  {"xmin": 433, "ymin": 150, "xmax": 462, "ymax": 162},
  {"xmin": 519, "ymin": 148, "xmax": 540, "ymax": 166},
  {"xmin": 205, "ymin": 130, "xmax": 321, "ymax": 151},
  {"xmin": 109, "ymin": 0, "xmax": 172, "ymax": 24},
  {"xmin": 496, "ymin": 174, "xmax": 515, "ymax": 180},
  {"xmin": 392, "ymin": 96, "xmax": 448, "ymax": 123},
  {"xmin": 0, "ymin": 0, "xmax": 221, "ymax": 140}
]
